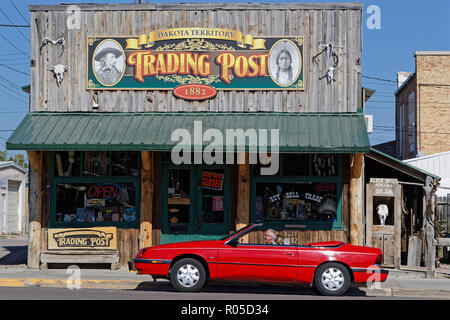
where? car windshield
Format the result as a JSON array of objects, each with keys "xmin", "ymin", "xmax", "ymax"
[
  {"xmin": 226, "ymin": 225, "xmax": 298, "ymax": 246},
  {"xmin": 219, "ymin": 225, "xmax": 253, "ymax": 240}
]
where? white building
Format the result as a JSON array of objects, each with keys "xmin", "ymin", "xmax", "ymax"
[
  {"xmin": 404, "ymin": 151, "xmax": 450, "ymax": 237},
  {"xmin": 404, "ymin": 151, "xmax": 450, "ymax": 197},
  {"xmin": 0, "ymin": 162, "xmax": 28, "ymax": 234}
]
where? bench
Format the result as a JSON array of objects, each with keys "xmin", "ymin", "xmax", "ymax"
[{"xmin": 40, "ymin": 250, "xmax": 120, "ymax": 270}]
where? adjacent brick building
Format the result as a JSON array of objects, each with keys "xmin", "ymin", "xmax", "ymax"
[{"xmin": 395, "ymin": 51, "xmax": 450, "ymax": 160}]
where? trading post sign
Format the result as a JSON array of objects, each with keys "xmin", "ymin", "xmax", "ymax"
[
  {"xmin": 48, "ymin": 227, "xmax": 117, "ymax": 250},
  {"xmin": 87, "ymin": 28, "xmax": 304, "ymax": 94}
]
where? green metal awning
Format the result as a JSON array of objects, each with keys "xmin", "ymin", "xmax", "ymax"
[{"xmin": 6, "ymin": 112, "xmax": 370, "ymax": 153}]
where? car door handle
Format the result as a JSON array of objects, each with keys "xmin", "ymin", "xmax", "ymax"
[{"xmin": 286, "ymin": 252, "xmax": 294, "ymax": 256}]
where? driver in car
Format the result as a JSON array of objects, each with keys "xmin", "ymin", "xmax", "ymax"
[
  {"xmin": 263, "ymin": 229, "xmax": 278, "ymax": 245},
  {"xmin": 264, "ymin": 229, "xmax": 291, "ymax": 245}
]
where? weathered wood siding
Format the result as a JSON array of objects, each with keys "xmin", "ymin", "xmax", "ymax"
[{"xmin": 29, "ymin": 3, "xmax": 362, "ymax": 113}]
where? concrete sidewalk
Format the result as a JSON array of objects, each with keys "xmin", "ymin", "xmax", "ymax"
[{"xmin": 0, "ymin": 267, "xmax": 448, "ymax": 298}]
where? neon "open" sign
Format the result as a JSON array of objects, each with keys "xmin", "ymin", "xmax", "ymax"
[{"xmin": 87, "ymin": 183, "xmax": 122, "ymax": 200}]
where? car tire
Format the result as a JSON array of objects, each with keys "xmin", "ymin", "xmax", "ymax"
[
  {"xmin": 169, "ymin": 258, "xmax": 207, "ymax": 292},
  {"xmin": 314, "ymin": 262, "xmax": 350, "ymax": 296}
]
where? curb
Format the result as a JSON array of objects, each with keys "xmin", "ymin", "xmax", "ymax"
[
  {"xmin": 392, "ymin": 288, "xmax": 450, "ymax": 299},
  {"xmin": 0, "ymin": 278, "xmax": 143, "ymax": 290},
  {"xmin": 360, "ymin": 287, "xmax": 393, "ymax": 297},
  {"xmin": 362, "ymin": 287, "xmax": 450, "ymax": 299}
]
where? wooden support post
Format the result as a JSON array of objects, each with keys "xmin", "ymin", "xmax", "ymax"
[
  {"xmin": 394, "ymin": 184, "xmax": 402, "ymax": 269},
  {"xmin": 236, "ymin": 153, "xmax": 250, "ymax": 242},
  {"xmin": 423, "ymin": 178, "xmax": 436, "ymax": 278},
  {"xmin": 27, "ymin": 150, "xmax": 43, "ymax": 269},
  {"xmin": 139, "ymin": 151, "xmax": 154, "ymax": 249},
  {"xmin": 425, "ymin": 222, "xmax": 435, "ymax": 278},
  {"xmin": 365, "ymin": 183, "xmax": 373, "ymax": 246},
  {"xmin": 350, "ymin": 153, "xmax": 364, "ymax": 246}
]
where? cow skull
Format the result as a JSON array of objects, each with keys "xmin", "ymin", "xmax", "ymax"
[
  {"xmin": 50, "ymin": 64, "xmax": 67, "ymax": 86},
  {"xmin": 376, "ymin": 204, "xmax": 389, "ymax": 225}
]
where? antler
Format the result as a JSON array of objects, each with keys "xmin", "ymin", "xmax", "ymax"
[{"xmin": 40, "ymin": 33, "xmax": 65, "ymax": 57}]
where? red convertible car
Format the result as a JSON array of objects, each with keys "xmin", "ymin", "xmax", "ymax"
[{"xmin": 134, "ymin": 224, "xmax": 388, "ymax": 296}]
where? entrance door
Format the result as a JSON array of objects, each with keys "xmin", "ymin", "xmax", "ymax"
[
  {"xmin": 7, "ymin": 181, "xmax": 20, "ymax": 234},
  {"xmin": 162, "ymin": 164, "xmax": 229, "ymax": 244}
]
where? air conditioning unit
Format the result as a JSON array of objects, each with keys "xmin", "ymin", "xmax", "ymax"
[{"xmin": 364, "ymin": 114, "xmax": 373, "ymax": 134}]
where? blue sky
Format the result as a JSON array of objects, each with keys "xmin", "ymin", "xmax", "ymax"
[{"xmin": 0, "ymin": 0, "xmax": 449, "ymax": 158}]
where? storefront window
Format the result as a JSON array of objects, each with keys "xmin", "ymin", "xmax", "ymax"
[
  {"xmin": 55, "ymin": 182, "xmax": 137, "ymax": 224},
  {"xmin": 167, "ymin": 169, "xmax": 190, "ymax": 232},
  {"xmin": 112, "ymin": 152, "xmax": 139, "ymax": 176},
  {"xmin": 54, "ymin": 151, "xmax": 81, "ymax": 177},
  {"xmin": 312, "ymin": 154, "xmax": 338, "ymax": 176},
  {"xmin": 282, "ymin": 154, "xmax": 309, "ymax": 176},
  {"xmin": 252, "ymin": 154, "xmax": 342, "ymax": 229},
  {"xmin": 51, "ymin": 151, "xmax": 140, "ymax": 227},
  {"xmin": 200, "ymin": 170, "xmax": 225, "ymax": 224},
  {"xmin": 83, "ymin": 151, "xmax": 110, "ymax": 176},
  {"xmin": 255, "ymin": 182, "xmax": 338, "ymax": 222}
]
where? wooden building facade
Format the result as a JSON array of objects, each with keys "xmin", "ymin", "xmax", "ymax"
[{"xmin": 7, "ymin": 3, "xmax": 371, "ymax": 270}]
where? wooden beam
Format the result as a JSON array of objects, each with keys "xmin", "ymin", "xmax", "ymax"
[
  {"xmin": 436, "ymin": 238, "xmax": 450, "ymax": 246},
  {"xmin": 29, "ymin": 3, "xmax": 363, "ymax": 12},
  {"xmin": 27, "ymin": 150, "xmax": 43, "ymax": 269},
  {"xmin": 350, "ymin": 153, "xmax": 364, "ymax": 245},
  {"xmin": 365, "ymin": 183, "xmax": 373, "ymax": 246},
  {"xmin": 139, "ymin": 151, "xmax": 154, "ymax": 249},
  {"xmin": 236, "ymin": 153, "xmax": 250, "ymax": 241},
  {"xmin": 394, "ymin": 185, "xmax": 402, "ymax": 269}
]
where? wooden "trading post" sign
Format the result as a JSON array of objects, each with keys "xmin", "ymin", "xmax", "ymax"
[
  {"xmin": 87, "ymin": 27, "xmax": 304, "ymax": 92},
  {"xmin": 48, "ymin": 227, "xmax": 117, "ymax": 250}
]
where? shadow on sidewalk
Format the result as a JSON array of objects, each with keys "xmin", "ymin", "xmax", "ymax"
[
  {"xmin": 0, "ymin": 246, "xmax": 28, "ymax": 266},
  {"xmin": 134, "ymin": 281, "xmax": 368, "ymax": 297}
]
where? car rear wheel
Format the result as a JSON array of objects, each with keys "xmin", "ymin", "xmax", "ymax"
[
  {"xmin": 314, "ymin": 262, "xmax": 350, "ymax": 296},
  {"xmin": 170, "ymin": 258, "xmax": 206, "ymax": 292}
]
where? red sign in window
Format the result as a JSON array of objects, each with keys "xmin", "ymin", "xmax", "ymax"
[{"xmin": 202, "ymin": 172, "xmax": 224, "ymax": 191}]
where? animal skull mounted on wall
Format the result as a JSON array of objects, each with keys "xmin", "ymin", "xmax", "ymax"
[
  {"xmin": 376, "ymin": 204, "xmax": 389, "ymax": 226},
  {"xmin": 312, "ymin": 43, "xmax": 345, "ymax": 85},
  {"xmin": 50, "ymin": 64, "xmax": 67, "ymax": 87}
]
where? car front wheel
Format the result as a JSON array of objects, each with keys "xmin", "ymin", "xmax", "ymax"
[
  {"xmin": 170, "ymin": 258, "xmax": 206, "ymax": 292},
  {"xmin": 314, "ymin": 262, "xmax": 350, "ymax": 296}
]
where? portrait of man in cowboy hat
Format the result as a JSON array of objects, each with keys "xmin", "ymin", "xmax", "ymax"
[{"xmin": 93, "ymin": 40, "xmax": 124, "ymax": 85}]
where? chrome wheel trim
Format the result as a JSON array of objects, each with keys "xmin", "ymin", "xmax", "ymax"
[
  {"xmin": 321, "ymin": 267, "xmax": 345, "ymax": 291},
  {"xmin": 176, "ymin": 264, "xmax": 200, "ymax": 288}
]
